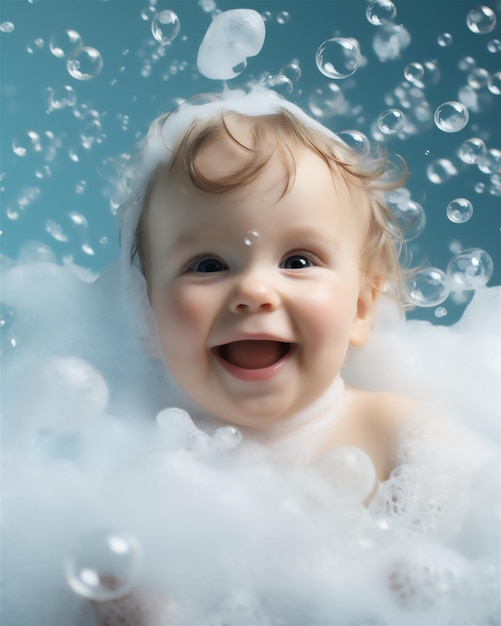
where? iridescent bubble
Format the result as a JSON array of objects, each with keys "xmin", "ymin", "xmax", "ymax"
[
  {"xmin": 434, "ymin": 101, "xmax": 469, "ymax": 133},
  {"xmin": 12, "ymin": 130, "xmax": 42, "ymax": 157},
  {"xmin": 458, "ymin": 137, "xmax": 487, "ymax": 164},
  {"xmin": 308, "ymin": 83, "xmax": 348, "ymax": 119},
  {"xmin": 315, "ymin": 38, "xmax": 361, "ymax": 79},
  {"xmin": 426, "ymin": 158, "xmax": 458, "ymax": 183},
  {"xmin": 49, "ymin": 29, "xmax": 82, "ymax": 58},
  {"xmin": 466, "ymin": 6, "xmax": 497, "ymax": 34},
  {"xmin": 437, "ymin": 32, "xmax": 453, "ymax": 47},
  {"xmin": 366, "ymin": 0, "xmax": 397, "ymax": 26},
  {"xmin": 377, "ymin": 108, "xmax": 407, "ymax": 134},
  {"xmin": 386, "ymin": 189, "xmax": 426, "ymax": 240},
  {"xmin": 151, "ymin": 10, "xmax": 180, "ymax": 45},
  {"xmin": 447, "ymin": 248, "xmax": 493, "ymax": 289},
  {"xmin": 67, "ymin": 47, "xmax": 103, "ymax": 81},
  {"xmin": 467, "ymin": 67, "xmax": 490, "ymax": 89},
  {"xmin": 487, "ymin": 71, "xmax": 501, "ymax": 94},
  {"xmin": 64, "ymin": 529, "xmax": 141, "ymax": 601},
  {"xmin": 406, "ymin": 268, "xmax": 450, "ymax": 307},
  {"xmin": 446, "ymin": 198, "xmax": 473, "ymax": 223},
  {"xmin": 404, "ymin": 62, "xmax": 424, "ymax": 86},
  {"xmin": 244, "ymin": 230, "xmax": 260, "ymax": 246},
  {"xmin": 0, "ymin": 21, "xmax": 15, "ymax": 33},
  {"xmin": 276, "ymin": 11, "xmax": 290, "ymax": 25},
  {"xmin": 337, "ymin": 130, "xmax": 371, "ymax": 156},
  {"xmin": 48, "ymin": 85, "xmax": 77, "ymax": 111}
]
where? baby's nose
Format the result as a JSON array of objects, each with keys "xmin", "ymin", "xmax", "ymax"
[{"xmin": 229, "ymin": 274, "xmax": 280, "ymax": 313}]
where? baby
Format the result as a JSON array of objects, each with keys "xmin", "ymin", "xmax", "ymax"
[{"xmin": 119, "ymin": 88, "xmax": 416, "ymax": 484}]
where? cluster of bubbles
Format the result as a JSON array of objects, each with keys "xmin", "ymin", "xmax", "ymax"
[{"xmin": 49, "ymin": 28, "xmax": 103, "ymax": 81}]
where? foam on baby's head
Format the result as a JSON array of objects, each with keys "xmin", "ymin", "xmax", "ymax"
[{"xmin": 119, "ymin": 87, "xmax": 408, "ymax": 306}]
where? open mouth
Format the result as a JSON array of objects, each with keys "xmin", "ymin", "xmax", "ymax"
[{"xmin": 215, "ymin": 340, "xmax": 293, "ymax": 370}]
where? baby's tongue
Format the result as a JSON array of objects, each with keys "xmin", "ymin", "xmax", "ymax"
[{"xmin": 221, "ymin": 340, "xmax": 286, "ymax": 369}]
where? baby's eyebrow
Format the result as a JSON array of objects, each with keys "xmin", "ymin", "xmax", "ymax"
[{"xmin": 166, "ymin": 229, "xmax": 222, "ymax": 256}]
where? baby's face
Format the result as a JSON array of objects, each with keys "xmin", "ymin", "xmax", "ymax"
[{"xmin": 145, "ymin": 137, "xmax": 376, "ymax": 428}]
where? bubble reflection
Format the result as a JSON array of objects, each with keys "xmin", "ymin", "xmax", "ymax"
[{"xmin": 244, "ymin": 230, "xmax": 260, "ymax": 246}]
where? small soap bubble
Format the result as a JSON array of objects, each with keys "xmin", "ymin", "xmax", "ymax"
[
  {"xmin": 12, "ymin": 130, "xmax": 42, "ymax": 157},
  {"xmin": 487, "ymin": 38, "xmax": 501, "ymax": 53},
  {"xmin": 434, "ymin": 101, "xmax": 469, "ymax": 133},
  {"xmin": 6, "ymin": 200, "xmax": 26, "ymax": 221},
  {"xmin": 151, "ymin": 10, "xmax": 180, "ymax": 45},
  {"xmin": 475, "ymin": 181, "xmax": 486, "ymax": 193},
  {"xmin": 377, "ymin": 108, "xmax": 407, "ymax": 134},
  {"xmin": 468, "ymin": 67, "xmax": 490, "ymax": 89},
  {"xmin": 279, "ymin": 62, "xmax": 302, "ymax": 83},
  {"xmin": 478, "ymin": 148, "xmax": 501, "ymax": 174},
  {"xmin": 435, "ymin": 306, "xmax": 448, "ymax": 318},
  {"xmin": 212, "ymin": 426, "xmax": 243, "ymax": 452},
  {"xmin": 446, "ymin": 198, "xmax": 473, "ymax": 223},
  {"xmin": 64, "ymin": 529, "xmax": 141, "ymax": 601},
  {"xmin": 317, "ymin": 446, "xmax": 376, "ymax": 505},
  {"xmin": 316, "ymin": 38, "xmax": 361, "ymax": 79},
  {"xmin": 406, "ymin": 268, "xmax": 450, "ymax": 307},
  {"xmin": 437, "ymin": 32, "xmax": 453, "ymax": 47},
  {"xmin": 276, "ymin": 11, "xmax": 290, "ymax": 25},
  {"xmin": 99, "ymin": 236, "xmax": 109, "ymax": 245},
  {"xmin": 487, "ymin": 71, "xmax": 501, "ymax": 94},
  {"xmin": 45, "ymin": 219, "xmax": 69, "ymax": 242},
  {"xmin": 0, "ymin": 21, "xmax": 15, "ymax": 33},
  {"xmin": 49, "ymin": 29, "xmax": 82, "ymax": 58},
  {"xmin": 366, "ymin": 0, "xmax": 397, "ymax": 25},
  {"xmin": 48, "ymin": 85, "xmax": 77, "ymax": 111},
  {"xmin": 404, "ymin": 62, "xmax": 425, "ymax": 86},
  {"xmin": 81, "ymin": 243, "xmax": 95, "ymax": 256},
  {"xmin": 337, "ymin": 130, "xmax": 370, "ymax": 156},
  {"xmin": 75, "ymin": 180, "xmax": 87, "ymax": 195},
  {"xmin": 447, "ymin": 248, "xmax": 493, "ymax": 290},
  {"xmin": 18, "ymin": 240, "xmax": 56, "ymax": 264},
  {"xmin": 466, "ymin": 5, "xmax": 497, "ymax": 34},
  {"xmin": 244, "ymin": 230, "xmax": 260, "ymax": 246},
  {"xmin": 458, "ymin": 55, "xmax": 476, "ymax": 72},
  {"xmin": 458, "ymin": 137, "xmax": 487, "ymax": 164},
  {"xmin": 426, "ymin": 158, "xmax": 458, "ymax": 184},
  {"xmin": 140, "ymin": 5, "xmax": 156, "ymax": 21},
  {"xmin": 386, "ymin": 190, "xmax": 426, "ymax": 240},
  {"xmin": 67, "ymin": 47, "xmax": 103, "ymax": 80}
]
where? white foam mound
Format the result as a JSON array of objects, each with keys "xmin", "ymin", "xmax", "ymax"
[
  {"xmin": 197, "ymin": 9, "xmax": 266, "ymax": 80},
  {"xmin": 1, "ymin": 260, "xmax": 499, "ymax": 625}
]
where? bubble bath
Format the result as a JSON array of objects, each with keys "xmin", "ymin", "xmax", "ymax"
[{"xmin": 1, "ymin": 2, "xmax": 500, "ymax": 625}]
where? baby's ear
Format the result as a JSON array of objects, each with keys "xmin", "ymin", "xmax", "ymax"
[{"xmin": 349, "ymin": 273, "xmax": 382, "ymax": 346}]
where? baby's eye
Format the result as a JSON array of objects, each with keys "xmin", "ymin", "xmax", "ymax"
[
  {"xmin": 280, "ymin": 254, "xmax": 314, "ymax": 270},
  {"xmin": 187, "ymin": 257, "xmax": 228, "ymax": 273}
]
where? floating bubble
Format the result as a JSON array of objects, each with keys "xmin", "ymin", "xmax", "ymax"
[
  {"xmin": 243, "ymin": 230, "xmax": 260, "ymax": 246},
  {"xmin": 279, "ymin": 62, "xmax": 302, "ymax": 83},
  {"xmin": 48, "ymin": 85, "xmax": 77, "ymax": 111},
  {"xmin": 478, "ymin": 148, "xmax": 501, "ymax": 175},
  {"xmin": 212, "ymin": 426, "xmax": 243, "ymax": 452},
  {"xmin": 377, "ymin": 108, "xmax": 407, "ymax": 134},
  {"xmin": 386, "ymin": 189, "xmax": 426, "ymax": 240},
  {"xmin": 12, "ymin": 130, "xmax": 42, "ymax": 157},
  {"xmin": 366, "ymin": 0, "xmax": 397, "ymax": 26},
  {"xmin": 468, "ymin": 67, "xmax": 490, "ymax": 89},
  {"xmin": 151, "ymin": 10, "xmax": 180, "ymax": 45},
  {"xmin": 434, "ymin": 306, "xmax": 448, "ymax": 318},
  {"xmin": 406, "ymin": 268, "xmax": 450, "ymax": 307},
  {"xmin": 0, "ymin": 21, "xmax": 14, "ymax": 33},
  {"xmin": 404, "ymin": 62, "xmax": 424, "ymax": 86},
  {"xmin": 197, "ymin": 9, "xmax": 265, "ymax": 80},
  {"xmin": 487, "ymin": 38, "xmax": 501, "ymax": 53},
  {"xmin": 373, "ymin": 24, "xmax": 411, "ymax": 62},
  {"xmin": 447, "ymin": 248, "xmax": 493, "ymax": 290},
  {"xmin": 434, "ymin": 101, "xmax": 469, "ymax": 133},
  {"xmin": 446, "ymin": 198, "xmax": 473, "ymax": 223},
  {"xmin": 45, "ymin": 219, "xmax": 69, "ymax": 242},
  {"xmin": 67, "ymin": 47, "xmax": 103, "ymax": 81},
  {"xmin": 337, "ymin": 130, "xmax": 371, "ymax": 156},
  {"xmin": 426, "ymin": 158, "xmax": 458, "ymax": 183},
  {"xmin": 315, "ymin": 37, "xmax": 361, "ymax": 79},
  {"xmin": 64, "ymin": 529, "xmax": 141, "ymax": 602},
  {"xmin": 80, "ymin": 119, "xmax": 104, "ymax": 149},
  {"xmin": 458, "ymin": 137, "xmax": 487, "ymax": 164},
  {"xmin": 276, "ymin": 11, "xmax": 290, "ymax": 25},
  {"xmin": 262, "ymin": 74, "xmax": 293, "ymax": 96},
  {"xmin": 26, "ymin": 37, "xmax": 44, "ymax": 53},
  {"xmin": 6, "ymin": 200, "xmax": 26, "ymax": 221},
  {"xmin": 437, "ymin": 32, "xmax": 453, "ymax": 47},
  {"xmin": 316, "ymin": 446, "xmax": 376, "ymax": 505},
  {"xmin": 466, "ymin": 6, "xmax": 497, "ymax": 34},
  {"xmin": 487, "ymin": 71, "xmax": 501, "ymax": 94},
  {"xmin": 475, "ymin": 181, "xmax": 486, "ymax": 193},
  {"xmin": 308, "ymin": 83, "xmax": 348, "ymax": 118},
  {"xmin": 49, "ymin": 29, "xmax": 82, "ymax": 58},
  {"xmin": 18, "ymin": 240, "xmax": 56, "ymax": 264}
]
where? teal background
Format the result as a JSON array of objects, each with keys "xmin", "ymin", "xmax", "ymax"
[{"xmin": 1, "ymin": 0, "xmax": 500, "ymax": 324}]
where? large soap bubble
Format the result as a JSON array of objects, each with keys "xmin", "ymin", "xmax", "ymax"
[
  {"xmin": 64, "ymin": 528, "xmax": 142, "ymax": 601},
  {"xmin": 446, "ymin": 198, "xmax": 473, "ymax": 224},
  {"xmin": 434, "ymin": 101, "xmax": 469, "ymax": 133},
  {"xmin": 458, "ymin": 137, "xmax": 487, "ymax": 164},
  {"xmin": 197, "ymin": 9, "xmax": 265, "ymax": 80},
  {"xmin": 406, "ymin": 268, "xmax": 450, "ymax": 307},
  {"xmin": 466, "ymin": 5, "xmax": 497, "ymax": 34},
  {"xmin": 49, "ymin": 28, "xmax": 82, "ymax": 58},
  {"xmin": 67, "ymin": 46, "xmax": 103, "ymax": 81},
  {"xmin": 366, "ymin": 0, "xmax": 397, "ymax": 26},
  {"xmin": 315, "ymin": 37, "xmax": 361, "ymax": 79},
  {"xmin": 151, "ymin": 10, "xmax": 180, "ymax": 45},
  {"xmin": 447, "ymin": 248, "xmax": 494, "ymax": 290}
]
